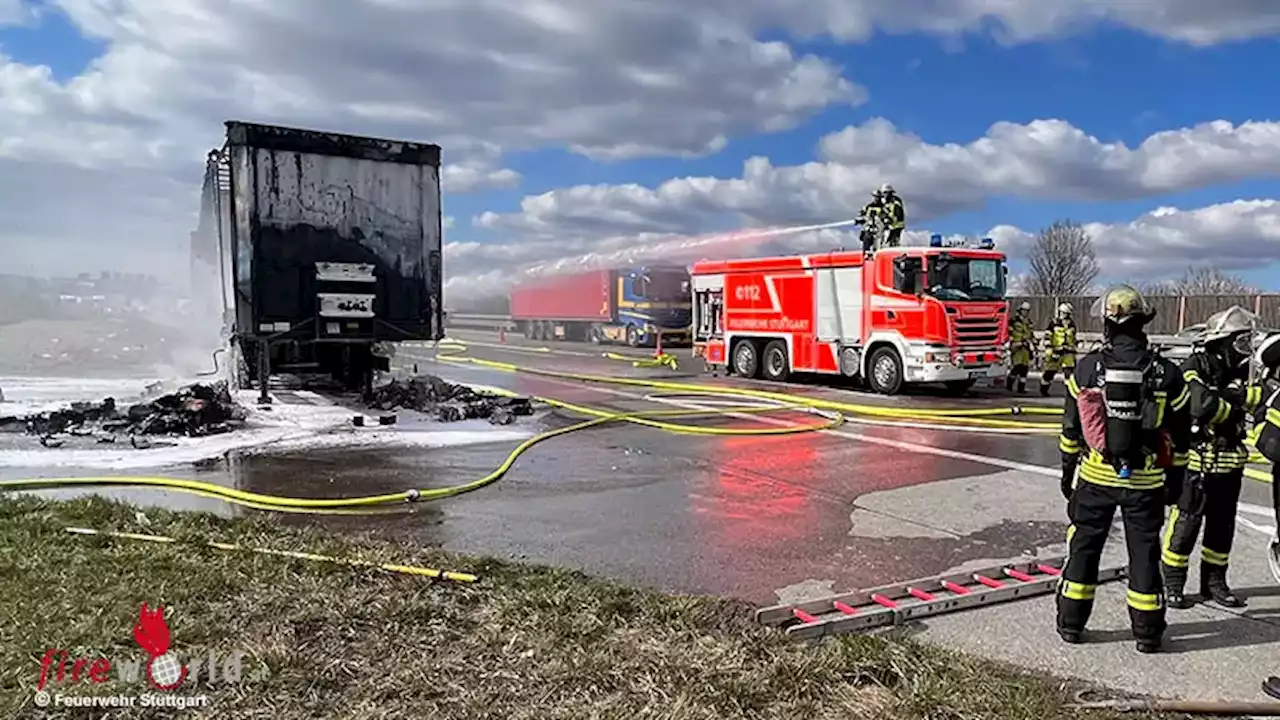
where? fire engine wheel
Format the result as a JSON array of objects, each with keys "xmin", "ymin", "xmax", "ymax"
[
  {"xmin": 867, "ymin": 346, "xmax": 904, "ymax": 395},
  {"xmin": 761, "ymin": 340, "xmax": 790, "ymax": 382},
  {"xmin": 731, "ymin": 339, "xmax": 761, "ymax": 379},
  {"xmin": 626, "ymin": 324, "xmax": 640, "ymax": 347},
  {"xmin": 588, "ymin": 325, "xmax": 603, "ymax": 344}
]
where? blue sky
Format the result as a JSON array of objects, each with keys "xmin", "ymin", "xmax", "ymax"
[{"xmin": 3, "ymin": 1, "xmax": 1279, "ymax": 291}]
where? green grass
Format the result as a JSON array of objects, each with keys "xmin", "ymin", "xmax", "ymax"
[{"xmin": 0, "ymin": 495, "xmax": 1205, "ymax": 719}]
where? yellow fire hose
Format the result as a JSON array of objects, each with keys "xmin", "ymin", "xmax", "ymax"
[
  {"xmin": 0, "ymin": 341, "xmax": 1271, "ymax": 516},
  {"xmin": 62, "ymin": 526, "xmax": 478, "ymax": 582}
]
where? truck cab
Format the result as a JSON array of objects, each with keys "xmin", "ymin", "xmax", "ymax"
[
  {"xmin": 877, "ymin": 244, "xmax": 1009, "ymax": 391},
  {"xmin": 689, "ymin": 238, "xmax": 1009, "ymax": 394},
  {"xmin": 616, "ymin": 264, "xmax": 693, "ymax": 346}
]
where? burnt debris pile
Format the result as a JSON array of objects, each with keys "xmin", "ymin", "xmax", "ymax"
[
  {"xmin": 0, "ymin": 381, "xmax": 247, "ymax": 441},
  {"xmin": 369, "ymin": 375, "xmax": 533, "ymax": 425}
]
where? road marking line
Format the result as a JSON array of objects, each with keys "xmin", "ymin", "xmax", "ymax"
[{"xmin": 413, "ymin": 349, "xmax": 1278, "ymax": 539}]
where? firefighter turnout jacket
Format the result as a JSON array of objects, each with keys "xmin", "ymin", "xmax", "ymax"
[
  {"xmin": 1009, "ymin": 313, "xmax": 1035, "ymax": 367},
  {"xmin": 882, "ymin": 195, "xmax": 906, "ymax": 231},
  {"xmin": 1060, "ymin": 335, "xmax": 1191, "ymax": 490},
  {"xmin": 1044, "ymin": 318, "xmax": 1078, "ymax": 371},
  {"xmin": 1249, "ymin": 376, "xmax": 1280, "ymax": 464},
  {"xmin": 1182, "ymin": 350, "xmax": 1259, "ymax": 474}
]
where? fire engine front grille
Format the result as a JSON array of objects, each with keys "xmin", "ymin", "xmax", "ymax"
[{"xmin": 951, "ymin": 317, "xmax": 1000, "ymax": 346}]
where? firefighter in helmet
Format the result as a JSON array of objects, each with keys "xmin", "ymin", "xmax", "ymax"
[
  {"xmin": 1041, "ymin": 302, "xmax": 1078, "ymax": 396},
  {"xmin": 1056, "ymin": 284, "xmax": 1190, "ymax": 653},
  {"xmin": 858, "ymin": 188, "xmax": 886, "ymax": 253},
  {"xmin": 1006, "ymin": 301, "xmax": 1035, "ymax": 394},
  {"xmin": 1162, "ymin": 307, "xmax": 1263, "ymax": 608},
  {"xmin": 1250, "ymin": 332, "xmax": 1280, "ymax": 582},
  {"xmin": 879, "ymin": 183, "xmax": 906, "ymax": 248}
]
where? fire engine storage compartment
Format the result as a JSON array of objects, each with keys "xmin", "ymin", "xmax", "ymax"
[
  {"xmin": 509, "ymin": 269, "xmax": 613, "ymax": 341},
  {"xmin": 222, "ymin": 121, "xmax": 444, "ymax": 396}
]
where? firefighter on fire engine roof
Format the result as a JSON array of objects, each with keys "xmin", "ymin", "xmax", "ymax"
[
  {"xmin": 1041, "ymin": 302, "xmax": 1078, "ymax": 396},
  {"xmin": 857, "ymin": 189, "xmax": 886, "ymax": 253},
  {"xmin": 1249, "ymin": 331, "xmax": 1280, "ymax": 582},
  {"xmin": 1162, "ymin": 306, "xmax": 1263, "ymax": 609},
  {"xmin": 1056, "ymin": 284, "xmax": 1190, "ymax": 653},
  {"xmin": 1005, "ymin": 301, "xmax": 1035, "ymax": 394},
  {"xmin": 879, "ymin": 183, "xmax": 906, "ymax": 248}
]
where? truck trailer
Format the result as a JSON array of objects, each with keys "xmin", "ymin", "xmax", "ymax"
[
  {"xmin": 510, "ymin": 265, "xmax": 692, "ymax": 347},
  {"xmin": 192, "ymin": 121, "xmax": 444, "ymax": 398},
  {"xmin": 689, "ymin": 243, "xmax": 1010, "ymax": 395}
]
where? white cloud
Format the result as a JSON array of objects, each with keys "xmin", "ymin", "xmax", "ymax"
[
  {"xmin": 718, "ymin": 0, "xmax": 1280, "ymax": 46},
  {"xmin": 481, "ymin": 117, "xmax": 1280, "ymax": 240},
  {"xmin": 0, "ymin": 0, "xmax": 867, "ymax": 275},
  {"xmin": 445, "ymin": 199, "xmax": 1280, "ymax": 303},
  {"xmin": 4, "ymin": 0, "xmax": 1280, "ymax": 287}
]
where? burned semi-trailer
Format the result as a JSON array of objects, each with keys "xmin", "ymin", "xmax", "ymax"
[{"xmin": 194, "ymin": 121, "xmax": 444, "ymax": 398}]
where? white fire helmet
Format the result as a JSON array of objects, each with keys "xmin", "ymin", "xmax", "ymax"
[
  {"xmin": 1200, "ymin": 305, "xmax": 1258, "ymax": 355},
  {"xmin": 1057, "ymin": 302, "xmax": 1073, "ymax": 318}
]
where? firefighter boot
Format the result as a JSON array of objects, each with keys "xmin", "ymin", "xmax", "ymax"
[
  {"xmin": 1005, "ymin": 375, "xmax": 1014, "ymax": 392},
  {"xmin": 1017, "ymin": 378, "xmax": 1027, "ymax": 394},
  {"xmin": 1163, "ymin": 565, "xmax": 1193, "ymax": 609},
  {"xmin": 1200, "ymin": 563, "xmax": 1244, "ymax": 608}
]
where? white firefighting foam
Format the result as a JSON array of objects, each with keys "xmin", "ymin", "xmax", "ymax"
[{"xmin": 0, "ymin": 377, "xmax": 535, "ymax": 471}]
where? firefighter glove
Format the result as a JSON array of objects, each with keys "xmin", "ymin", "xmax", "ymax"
[{"xmin": 1060, "ymin": 463, "xmax": 1076, "ymax": 501}]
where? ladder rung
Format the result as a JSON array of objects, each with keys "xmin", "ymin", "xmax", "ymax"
[
  {"xmin": 792, "ymin": 608, "xmax": 820, "ymax": 624},
  {"xmin": 1004, "ymin": 568, "xmax": 1037, "ymax": 583},
  {"xmin": 870, "ymin": 593, "xmax": 898, "ymax": 609},
  {"xmin": 833, "ymin": 601, "xmax": 858, "ymax": 615},
  {"xmin": 907, "ymin": 586, "xmax": 936, "ymax": 602},
  {"xmin": 974, "ymin": 574, "xmax": 1005, "ymax": 589},
  {"xmin": 1037, "ymin": 563, "xmax": 1062, "ymax": 576},
  {"xmin": 941, "ymin": 580, "xmax": 971, "ymax": 595}
]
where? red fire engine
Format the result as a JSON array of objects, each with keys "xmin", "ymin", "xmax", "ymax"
[{"xmin": 689, "ymin": 244, "xmax": 1010, "ymax": 395}]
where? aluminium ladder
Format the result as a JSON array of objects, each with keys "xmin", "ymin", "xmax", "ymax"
[{"xmin": 755, "ymin": 556, "xmax": 1127, "ymax": 640}]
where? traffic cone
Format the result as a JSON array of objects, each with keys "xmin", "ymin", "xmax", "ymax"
[{"xmin": 654, "ymin": 331, "xmax": 663, "ymax": 358}]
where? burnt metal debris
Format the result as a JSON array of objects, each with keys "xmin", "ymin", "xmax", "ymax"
[
  {"xmin": 0, "ymin": 381, "xmax": 248, "ymax": 442},
  {"xmin": 369, "ymin": 375, "xmax": 533, "ymax": 425}
]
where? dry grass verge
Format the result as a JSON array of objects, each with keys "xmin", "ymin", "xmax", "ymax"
[{"xmin": 0, "ymin": 495, "xmax": 1204, "ymax": 719}]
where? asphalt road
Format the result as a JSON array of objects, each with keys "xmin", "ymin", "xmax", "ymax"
[
  {"xmin": 6, "ymin": 326, "xmax": 1278, "ymax": 703},
  {"xmin": 395, "ymin": 329, "xmax": 1280, "ymax": 704}
]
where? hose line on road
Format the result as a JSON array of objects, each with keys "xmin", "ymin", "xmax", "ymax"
[
  {"xmin": 0, "ymin": 376, "xmax": 844, "ymax": 514},
  {"xmin": 0, "ymin": 340, "xmax": 1271, "ymax": 514}
]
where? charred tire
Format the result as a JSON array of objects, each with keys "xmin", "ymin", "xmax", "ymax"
[
  {"xmin": 944, "ymin": 379, "xmax": 977, "ymax": 395},
  {"xmin": 731, "ymin": 338, "xmax": 761, "ymax": 379},
  {"xmin": 761, "ymin": 340, "xmax": 790, "ymax": 382},
  {"xmin": 867, "ymin": 346, "xmax": 904, "ymax": 395},
  {"xmin": 626, "ymin": 324, "xmax": 640, "ymax": 347},
  {"xmin": 588, "ymin": 325, "xmax": 603, "ymax": 344}
]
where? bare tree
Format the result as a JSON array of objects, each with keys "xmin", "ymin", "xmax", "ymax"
[
  {"xmin": 1024, "ymin": 220, "xmax": 1099, "ymax": 296},
  {"xmin": 1162, "ymin": 266, "xmax": 1258, "ymax": 295}
]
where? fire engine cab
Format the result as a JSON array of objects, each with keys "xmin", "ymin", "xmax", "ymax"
[{"xmin": 690, "ymin": 242, "xmax": 1010, "ymax": 395}]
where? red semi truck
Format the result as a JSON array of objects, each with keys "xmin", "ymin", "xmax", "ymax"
[{"xmin": 509, "ymin": 265, "xmax": 693, "ymax": 346}]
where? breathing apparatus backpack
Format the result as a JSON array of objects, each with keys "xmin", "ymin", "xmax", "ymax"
[{"xmin": 1078, "ymin": 347, "xmax": 1168, "ymax": 478}]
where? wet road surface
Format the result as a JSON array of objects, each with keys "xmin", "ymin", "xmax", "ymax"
[{"xmin": 5, "ymin": 328, "xmax": 1278, "ymax": 702}]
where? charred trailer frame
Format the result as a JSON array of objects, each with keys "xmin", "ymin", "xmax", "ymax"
[{"xmin": 216, "ymin": 121, "xmax": 444, "ymax": 401}]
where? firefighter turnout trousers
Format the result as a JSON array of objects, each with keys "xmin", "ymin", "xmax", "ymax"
[
  {"xmin": 1161, "ymin": 467, "xmax": 1244, "ymax": 582},
  {"xmin": 1058, "ymin": 481, "xmax": 1166, "ymax": 643}
]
